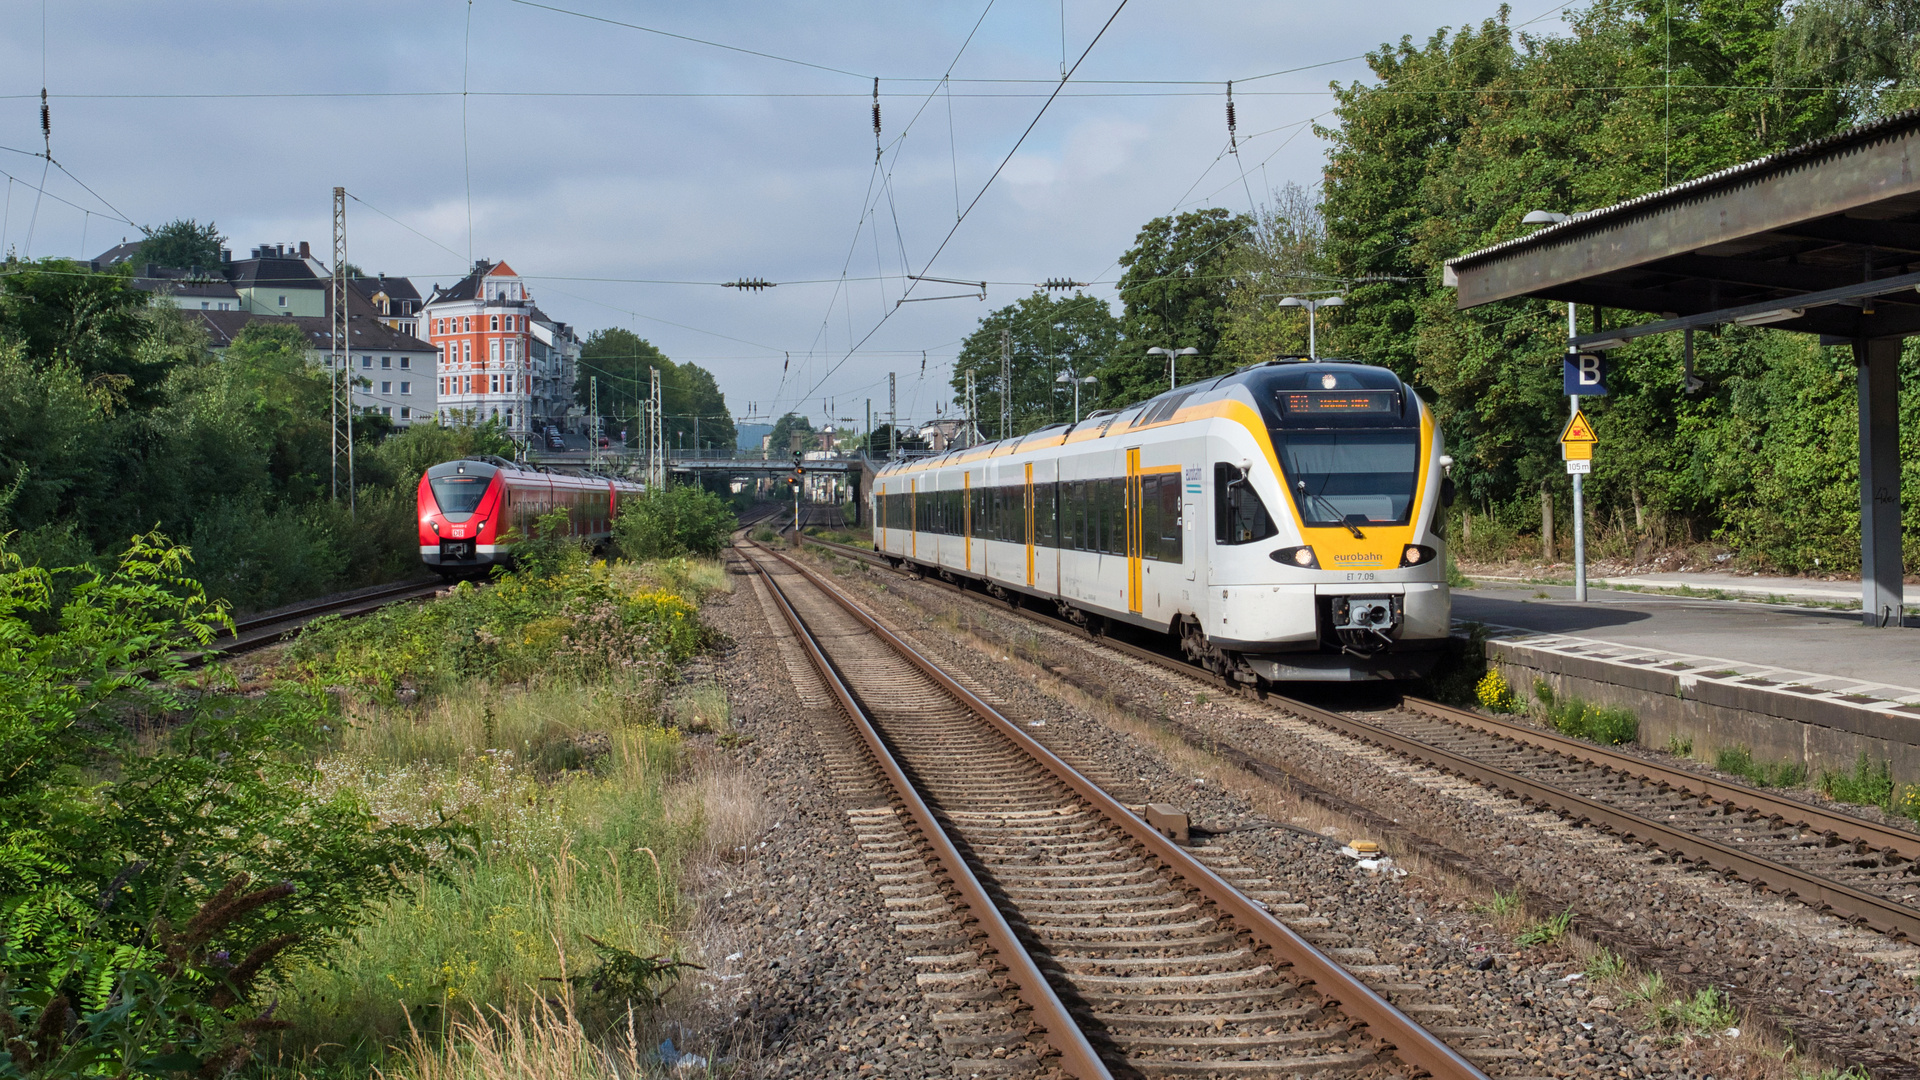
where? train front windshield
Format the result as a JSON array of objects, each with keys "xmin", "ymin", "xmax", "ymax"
[
  {"xmin": 429, "ymin": 475, "xmax": 490, "ymax": 517},
  {"xmin": 1275, "ymin": 430, "xmax": 1419, "ymax": 526}
]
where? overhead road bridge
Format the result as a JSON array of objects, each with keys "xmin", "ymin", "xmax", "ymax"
[{"xmin": 1445, "ymin": 107, "xmax": 1920, "ymax": 627}]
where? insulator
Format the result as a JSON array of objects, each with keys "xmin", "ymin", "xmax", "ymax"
[
  {"xmin": 872, "ymin": 77, "xmax": 881, "ymax": 135},
  {"xmin": 40, "ymin": 87, "xmax": 50, "ymax": 139}
]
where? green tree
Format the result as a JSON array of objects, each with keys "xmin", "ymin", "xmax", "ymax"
[
  {"xmin": 573, "ymin": 329, "xmax": 733, "ymax": 450},
  {"xmin": 1216, "ymin": 183, "xmax": 1331, "ymax": 367},
  {"xmin": 862, "ymin": 423, "xmax": 928, "ymax": 457},
  {"xmin": 613, "ymin": 483, "xmax": 737, "ymax": 558},
  {"xmin": 1098, "ymin": 209, "xmax": 1252, "ymax": 405},
  {"xmin": 950, "ymin": 291, "xmax": 1121, "ymax": 438},
  {"xmin": 767, "ymin": 411, "xmax": 815, "ymax": 455},
  {"xmin": 0, "ymin": 258, "xmax": 171, "ymax": 404},
  {"xmin": 134, "ymin": 218, "xmax": 226, "ymax": 272}
]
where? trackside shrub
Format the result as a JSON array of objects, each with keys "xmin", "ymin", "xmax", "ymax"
[
  {"xmin": 613, "ymin": 484, "xmax": 736, "ymax": 560},
  {"xmin": 1534, "ymin": 681, "xmax": 1638, "ymax": 745},
  {"xmin": 289, "ymin": 557, "xmax": 713, "ymax": 701},
  {"xmin": 0, "ymin": 533, "xmax": 449, "ymax": 1077},
  {"xmin": 1475, "ymin": 669, "xmax": 1522, "ymax": 713}
]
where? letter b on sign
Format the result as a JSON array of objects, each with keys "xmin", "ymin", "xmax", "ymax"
[{"xmin": 1563, "ymin": 351, "xmax": 1609, "ymax": 396}]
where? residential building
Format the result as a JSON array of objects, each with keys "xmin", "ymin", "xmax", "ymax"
[
  {"xmin": 189, "ymin": 287, "xmax": 440, "ymax": 427},
  {"xmin": 113, "ymin": 264, "xmax": 242, "ymax": 311},
  {"xmin": 225, "ymin": 242, "xmax": 328, "ymax": 316},
  {"xmin": 349, "ymin": 274, "xmax": 425, "ymax": 338},
  {"xmin": 421, "ymin": 259, "xmax": 573, "ymax": 438}
]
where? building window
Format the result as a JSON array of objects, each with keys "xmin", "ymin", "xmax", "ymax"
[
  {"xmin": 505, "ymin": 374, "xmax": 514, "ymax": 393},
  {"xmin": 441, "ymin": 377, "xmax": 448, "ymax": 395},
  {"xmin": 382, "ymin": 406, "xmax": 393, "ymax": 417},
  {"xmin": 381, "ymin": 356, "xmax": 391, "ymax": 368},
  {"xmin": 490, "ymin": 374, "xmax": 500, "ymax": 393},
  {"xmin": 278, "ymin": 295, "xmax": 287, "ymax": 307},
  {"xmin": 380, "ymin": 381, "xmax": 392, "ymax": 394},
  {"xmin": 401, "ymin": 407, "xmax": 412, "ymax": 419},
  {"xmin": 490, "ymin": 341, "xmax": 500, "ymax": 363},
  {"xmin": 505, "ymin": 340, "xmax": 516, "ymax": 363},
  {"xmin": 219, "ymin": 302, "xmax": 230, "ymax": 310},
  {"xmin": 400, "ymin": 381, "xmax": 411, "ymax": 395},
  {"xmin": 361, "ymin": 356, "xmax": 372, "ymax": 369},
  {"xmin": 462, "ymin": 375, "xmax": 472, "ymax": 394},
  {"xmin": 400, "ymin": 356, "xmax": 411, "ymax": 369},
  {"xmin": 490, "ymin": 315, "xmax": 499, "ymax": 331},
  {"xmin": 463, "ymin": 316, "xmax": 471, "ymax": 332},
  {"xmin": 462, "ymin": 342, "xmax": 470, "ymax": 364},
  {"xmin": 201, "ymin": 301, "xmax": 210, "ymax": 309}
]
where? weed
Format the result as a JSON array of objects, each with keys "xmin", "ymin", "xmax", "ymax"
[
  {"xmin": 1478, "ymin": 889, "xmax": 1526, "ymax": 919},
  {"xmin": 1665, "ymin": 735, "xmax": 1694, "ymax": 757},
  {"xmin": 1195, "ymin": 692, "xmax": 1210, "ymax": 706},
  {"xmin": 1714, "ymin": 745, "xmax": 1807, "ymax": 788},
  {"xmin": 1533, "ymin": 590, "xmax": 1552, "ymax": 599},
  {"xmin": 1623, "ymin": 970, "xmax": 1666, "ymax": 1005},
  {"xmin": 1475, "ymin": 670, "xmax": 1523, "ymax": 714},
  {"xmin": 1652, "ymin": 986, "xmax": 1738, "ymax": 1035},
  {"xmin": 1534, "ymin": 682, "xmax": 1638, "ymax": 745},
  {"xmin": 751, "ymin": 526, "xmax": 778, "ymax": 543},
  {"xmin": 1820, "ymin": 753, "xmax": 1895, "ymax": 809},
  {"xmin": 1515, "ymin": 909, "xmax": 1573, "ymax": 947},
  {"xmin": 566, "ymin": 937, "xmax": 701, "ymax": 1013},
  {"xmin": 1584, "ymin": 948, "xmax": 1629, "ymax": 981},
  {"xmin": 1793, "ymin": 1068, "xmax": 1872, "ymax": 1080},
  {"xmin": 666, "ymin": 681, "xmax": 730, "ymax": 734}
]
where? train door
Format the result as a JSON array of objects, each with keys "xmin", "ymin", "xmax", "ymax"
[
  {"xmin": 963, "ymin": 471, "xmax": 973, "ymax": 573},
  {"xmin": 1125, "ymin": 447, "xmax": 1143, "ymax": 614},
  {"xmin": 1024, "ymin": 462, "xmax": 1035, "ymax": 587},
  {"xmin": 877, "ymin": 482, "xmax": 887, "ymax": 553},
  {"xmin": 909, "ymin": 479, "xmax": 917, "ymax": 561}
]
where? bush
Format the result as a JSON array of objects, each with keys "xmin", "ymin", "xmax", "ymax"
[
  {"xmin": 1475, "ymin": 669, "xmax": 1522, "ymax": 713},
  {"xmin": 613, "ymin": 484, "xmax": 736, "ymax": 560},
  {"xmin": 290, "ymin": 557, "xmax": 713, "ymax": 702},
  {"xmin": 1820, "ymin": 753, "xmax": 1895, "ymax": 809},
  {"xmin": 0, "ymin": 534, "xmax": 448, "ymax": 1076},
  {"xmin": 1534, "ymin": 681, "xmax": 1638, "ymax": 745}
]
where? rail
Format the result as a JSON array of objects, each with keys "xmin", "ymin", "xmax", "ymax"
[
  {"xmin": 741, "ymin": 536, "xmax": 1489, "ymax": 1080},
  {"xmin": 788, "ymin": 530, "xmax": 1920, "ymax": 942}
]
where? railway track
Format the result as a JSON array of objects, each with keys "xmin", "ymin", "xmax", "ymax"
[
  {"xmin": 738, "ymin": 537, "xmax": 1493, "ymax": 1080},
  {"xmin": 197, "ymin": 578, "xmax": 445, "ymax": 661},
  {"xmin": 790, "ymin": 531, "xmax": 1920, "ymax": 945}
]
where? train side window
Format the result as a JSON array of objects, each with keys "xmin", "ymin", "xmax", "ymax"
[
  {"xmin": 1214, "ymin": 463, "xmax": 1277, "ymax": 545},
  {"xmin": 1159, "ymin": 475, "xmax": 1183, "ymax": 561}
]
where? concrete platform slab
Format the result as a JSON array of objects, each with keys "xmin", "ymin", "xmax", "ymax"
[{"xmin": 1454, "ymin": 582, "xmax": 1920, "ymax": 780}]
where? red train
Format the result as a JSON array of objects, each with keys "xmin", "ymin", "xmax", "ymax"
[{"xmin": 418, "ymin": 457, "xmax": 648, "ymax": 575}]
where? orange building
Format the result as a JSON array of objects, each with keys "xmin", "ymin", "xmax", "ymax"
[{"xmin": 421, "ymin": 260, "xmax": 547, "ymax": 436}]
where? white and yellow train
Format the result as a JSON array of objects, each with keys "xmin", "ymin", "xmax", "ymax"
[{"xmin": 870, "ymin": 360, "xmax": 1454, "ymax": 682}]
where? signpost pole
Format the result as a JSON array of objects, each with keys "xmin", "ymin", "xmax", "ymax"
[{"xmin": 1567, "ymin": 302, "xmax": 1587, "ymax": 602}]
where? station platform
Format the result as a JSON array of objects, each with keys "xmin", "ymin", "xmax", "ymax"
[{"xmin": 1452, "ymin": 580, "xmax": 1920, "ymax": 779}]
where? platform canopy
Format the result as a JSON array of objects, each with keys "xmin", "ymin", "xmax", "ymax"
[{"xmin": 1444, "ymin": 107, "xmax": 1920, "ymax": 627}]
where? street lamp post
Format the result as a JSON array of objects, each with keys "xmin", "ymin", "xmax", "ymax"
[
  {"xmin": 1523, "ymin": 208, "xmax": 1587, "ymax": 602},
  {"xmin": 1055, "ymin": 369, "xmax": 1097, "ymax": 422},
  {"xmin": 1145, "ymin": 346, "xmax": 1199, "ymax": 389},
  {"xmin": 1275, "ymin": 295, "xmax": 1343, "ymax": 359}
]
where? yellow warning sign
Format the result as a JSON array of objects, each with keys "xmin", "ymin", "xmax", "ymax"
[{"xmin": 1560, "ymin": 409, "xmax": 1596, "ymax": 461}]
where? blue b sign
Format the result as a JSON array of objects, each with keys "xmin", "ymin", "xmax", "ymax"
[{"xmin": 1563, "ymin": 351, "xmax": 1609, "ymax": 396}]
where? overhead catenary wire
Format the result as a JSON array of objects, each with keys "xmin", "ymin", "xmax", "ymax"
[{"xmin": 796, "ymin": 0, "xmax": 1134, "ymax": 405}]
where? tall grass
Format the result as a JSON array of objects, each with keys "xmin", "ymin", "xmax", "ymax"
[{"xmin": 269, "ymin": 556, "xmax": 755, "ymax": 1071}]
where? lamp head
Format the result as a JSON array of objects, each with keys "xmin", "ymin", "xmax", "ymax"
[
  {"xmin": 1522, "ymin": 210, "xmax": 1570, "ymax": 225},
  {"xmin": 1175, "ymin": 347, "xmax": 1199, "ymax": 357},
  {"xmin": 1079, "ymin": 375, "xmax": 1096, "ymax": 384},
  {"xmin": 1055, "ymin": 371, "xmax": 1072, "ymax": 383},
  {"xmin": 1145, "ymin": 346, "xmax": 1171, "ymax": 357},
  {"xmin": 1276, "ymin": 296, "xmax": 1304, "ymax": 308},
  {"xmin": 1320, "ymin": 296, "xmax": 1344, "ymax": 308}
]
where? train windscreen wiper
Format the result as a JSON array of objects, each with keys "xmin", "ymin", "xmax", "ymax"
[{"xmin": 1297, "ymin": 483, "xmax": 1364, "ymax": 538}]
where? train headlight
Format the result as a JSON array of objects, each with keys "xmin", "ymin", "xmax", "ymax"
[
  {"xmin": 1270, "ymin": 545, "xmax": 1319, "ymax": 569},
  {"xmin": 1400, "ymin": 544, "xmax": 1437, "ymax": 567}
]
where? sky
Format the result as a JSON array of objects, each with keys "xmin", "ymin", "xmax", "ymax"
[{"xmin": 0, "ymin": 0, "xmax": 1572, "ymax": 433}]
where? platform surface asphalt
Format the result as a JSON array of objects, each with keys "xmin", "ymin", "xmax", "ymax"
[{"xmin": 1453, "ymin": 580, "xmax": 1920, "ymax": 701}]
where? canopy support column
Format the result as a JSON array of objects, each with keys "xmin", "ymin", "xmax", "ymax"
[{"xmin": 1854, "ymin": 336, "xmax": 1905, "ymax": 627}]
